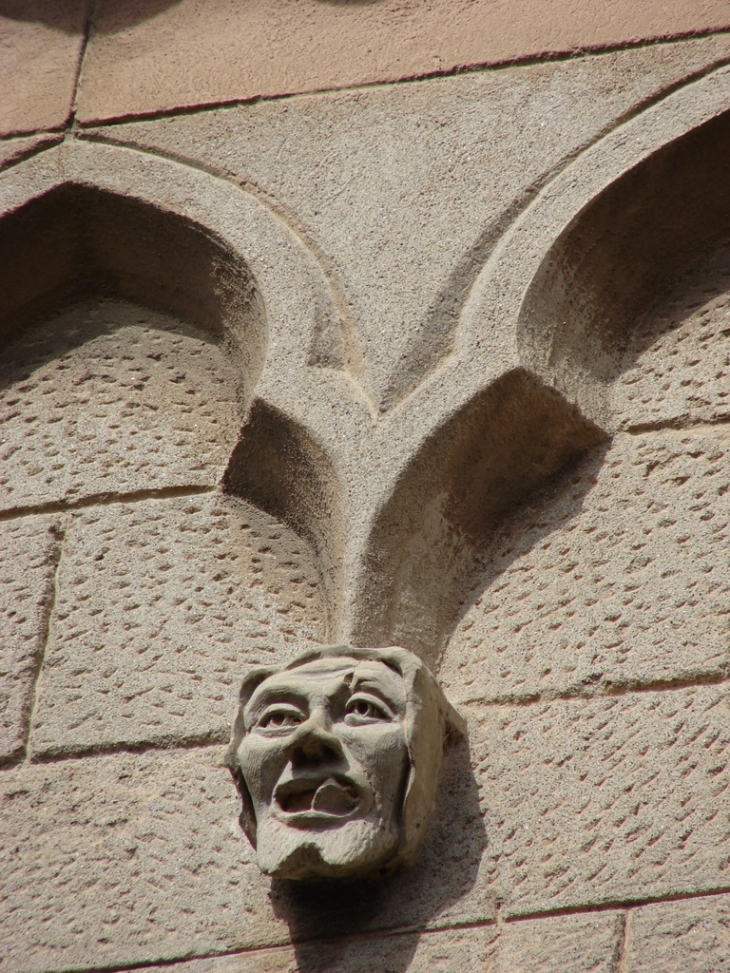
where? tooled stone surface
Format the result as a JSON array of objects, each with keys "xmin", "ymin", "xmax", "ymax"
[
  {"xmin": 104, "ymin": 925, "xmax": 498, "ymax": 973},
  {"xmin": 5, "ymin": 684, "xmax": 730, "ymax": 971},
  {"xmin": 495, "ymin": 912, "xmax": 624, "ymax": 973},
  {"xmin": 0, "ymin": 516, "xmax": 60, "ymax": 764},
  {"xmin": 227, "ymin": 645, "xmax": 464, "ymax": 881},
  {"xmin": 625, "ymin": 893, "xmax": 730, "ymax": 973},
  {"xmin": 473, "ymin": 685, "xmax": 730, "ymax": 916},
  {"xmin": 613, "ymin": 241, "xmax": 730, "ymax": 432},
  {"xmin": 0, "ymin": 299, "xmax": 244, "ymax": 511},
  {"xmin": 440, "ymin": 430, "xmax": 730, "ymax": 704},
  {"xmin": 30, "ymin": 495, "xmax": 326, "ymax": 758},
  {"xmin": 0, "ymin": 743, "xmax": 492, "ymax": 973}
]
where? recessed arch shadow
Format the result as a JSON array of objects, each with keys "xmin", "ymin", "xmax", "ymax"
[
  {"xmin": 222, "ymin": 399, "xmax": 344, "ymax": 640},
  {"xmin": 0, "ymin": 182, "xmax": 266, "ymax": 397},
  {"xmin": 351, "ymin": 369, "xmax": 606, "ymax": 669},
  {"xmin": 518, "ymin": 107, "xmax": 730, "ymax": 426}
]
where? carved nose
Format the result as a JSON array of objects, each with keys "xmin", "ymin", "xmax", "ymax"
[{"xmin": 284, "ymin": 712, "xmax": 343, "ymax": 767}]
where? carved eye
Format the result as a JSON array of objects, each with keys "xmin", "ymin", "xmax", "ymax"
[
  {"xmin": 344, "ymin": 696, "xmax": 391, "ymax": 724},
  {"xmin": 257, "ymin": 708, "xmax": 303, "ymax": 731}
]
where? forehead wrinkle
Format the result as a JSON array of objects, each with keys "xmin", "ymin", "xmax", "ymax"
[{"xmin": 245, "ymin": 666, "xmax": 353, "ymax": 719}]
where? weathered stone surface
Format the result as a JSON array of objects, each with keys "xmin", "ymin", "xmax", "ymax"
[
  {"xmin": 0, "ymin": 2, "xmax": 87, "ymax": 136},
  {"xmin": 94, "ymin": 35, "xmax": 730, "ymax": 411},
  {"xmin": 474, "ymin": 685, "xmax": 730, "ymax": 916},
  {"xmin": 30, "ymin": 493, "xmax": 326, "ymax": 757},
  {"xmin": 0, "ymin": 747, "xmax": 272, "ymax": 973},
  {"xmin": 118, "ymin": 926, "xmax": 498, "ymax": 973},
  {"xmin": 0, "ymin": 516, "xmax": 59, "ymax": 763},
  {"xmin": 440, "ymin": 430, "xmax": 730, "ymax": 704},
  {"xmin": 9, "ymin": 684, "xmax": 730, "ymax": 970},
  {"xmin": 76, "ymin": 0, "xmax": 730, "ymax": 125},
  {"xmin": 0, "ymin": 300, "xmax": 244, "ymax": 512},
  {"xmin": 0, "ymin": 135, "xmax": 60, "ymax": 173},
  {"xmin": 228, "ymin": 645, "xmax": 464, "ymax": 882},
  {"xmin": 495, "ymin": 912, "xmax": 624, "ymax": 973},
  {"xmin": 614, "ymin": 241, "xmax": 730, "ymax": 431},
  {"xmin": 0, "ymin": 743, "xmax": 492, "ymax": 973},
  {"xmin": 625, "ymin": 894, "xmax": 730, "ymax": 973}
]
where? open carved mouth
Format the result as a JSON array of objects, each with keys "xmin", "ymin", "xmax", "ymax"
[{"xmin": 275, "ymin": 776, "xmax": 360, "ymax": 817}]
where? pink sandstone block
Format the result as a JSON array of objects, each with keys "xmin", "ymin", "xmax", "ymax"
[
  {"xmin": 0, "ymin": 1, "xmax": 88, "ymax": 136},
  {"xmin": 76, "ymin": 0, "xmax": 730, "ymax": 124}
]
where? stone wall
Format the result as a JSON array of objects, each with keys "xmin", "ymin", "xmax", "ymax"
[{"xmin": 3, "ymin": 4, "xmax": 730, "ymax": 972}]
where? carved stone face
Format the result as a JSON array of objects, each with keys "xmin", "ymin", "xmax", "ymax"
[{"xmin": 227, "ymin": 645, "xmax": 464, "ymax": 882}]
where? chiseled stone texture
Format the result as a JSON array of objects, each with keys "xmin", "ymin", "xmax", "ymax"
[
  {"xmin": 0, "ymin": 516, "xmax": 59, "ymax": 764},
  {"xmin": 119, "ymin": 926, "xmax": 498, "ymax": 973},
  {"xmin": 0, "ymin": 747, "xmax": 272, "ymax": 973},
  {"xmin": 474, "ymin": 685, "xmax": 730, "ymax": 916},
  {"xmin": 625, "ymin": 894, "xmax": 730, "ymax": 973},
  {"xmin": 30, "ymin": 494, "xmax": 326, "ymax": 758},
  {"xmin": 495, "ymin": 912, "xmax": 624, "ymax": 973},
  {"xmin": 0, "ymin": 744, "xmax": 493, "ymax": 973},
  {"xmin": 94, "ymin": 34, "xmax": 730, "ymax": 411},
  {"xmin": 76, "ymin": 0, "xmax": 730, "ymax": 125},
  {"xmin": 614, "ymin": 242, "xmax": 730, "ymax": 432},
  {"xmin": 6, "ymin": 684, "xmax": 730, "ymax": 970},
  {"xmin": 440, "ymin": 430, "xmax": 730, "ymax": 704},
  {"xmin": 0, "ymin": 135, "xmax": 61, "ymax": 173},
  {"xmin": 0, "ymin": 300, "xmax": 244, "ymax": 512},
  {"xmin": 0, "ymin": 2, "xmax": 88, "ymax": 136}
]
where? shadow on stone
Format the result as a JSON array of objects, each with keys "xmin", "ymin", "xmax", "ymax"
[
  {"xmin": 518, "ymin": 107, "xmax": 730, "ymax": 426},
  {"xmin": 351, "ymin": 368, "xmax": 607, "ymax": 668},
  {"xmin": 223, "ymin": 399, "xmax": 345, "ymax": 640},
  {"xmin": 269, "ymin": 733, "xmax": 486, "ymax": 973},
  {"xmin": 0, "ymin": 0, "xmax": 183, "ymax": 34}
]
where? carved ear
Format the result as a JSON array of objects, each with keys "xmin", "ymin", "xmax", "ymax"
[
  {"xmin": 397, "ymin": 653, "xmax": 465, "ymax": 866},
  {"xmin": 225, "ymin": 667, "xmax": 276, "ymax": 849},
  {"xmin": 230, "ymin": 767, "xmax": 258, "ymax": 847}
]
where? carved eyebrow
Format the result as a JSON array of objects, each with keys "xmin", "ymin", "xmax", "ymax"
[
  {"xmin": 244, "ymin": 685, "xmax": 308, "ymax": 725},
  {"xmin": 349, "ymin": 674, "xmax": 405, "ymax": 711}
]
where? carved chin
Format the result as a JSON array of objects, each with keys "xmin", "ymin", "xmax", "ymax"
[{"xmin": 255, "ymin": 816, "xmax": 399, "ymax": 881}]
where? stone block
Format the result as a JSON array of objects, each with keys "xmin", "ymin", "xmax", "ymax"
[
  {"xmin": 0, "ymin": 135, "xmax": 61, "ymax": 173},
  {"xmin": 625, "ymin": 894, "xmax": 730, "ymax": 973},
  {"xmin": 76, "ymin": 1, "xmax": 730, "ymax": 126},
  {"xmin": 473, "ymin": 685, "xmax": 730, "ymax": 915},
  {"xmin": 441, "ymin": 430, "xmax": 730, "ymax": 704},
  {"xmin": 0, "ymin": 515, "xmax": 59, "ymax": 764},
  {"xmin": 495, "ymin": 912, "xmax": 624, "ymax": 973},
  {"xmin": 0, "ymin": 300, "xmax": 244, "ymax": 513},
  {"xmin": 30, "ymin": 493, "xmax": 326, "ymax": 758},
  {"xmin": 0, "ymin": 2, "xmax": 87, "ymax": 136},
  {"xmin": 119, "ymin": 925, "xmax": 498, "ymax": 973},
  {"xmin": 0, "ymin": 744, "xmax": 493, "ymax": 973}
]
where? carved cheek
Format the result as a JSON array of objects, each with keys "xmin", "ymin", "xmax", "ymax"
[
  {"xmin": 237, "ymin": 735, "xmax": 289, "ymax": 811},
  {"xmin": 341, "ymin": 725, "xmax": 408, "ymax": 813}
]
